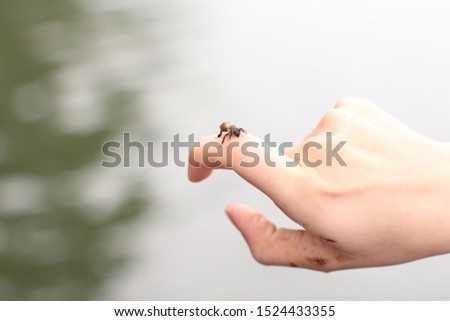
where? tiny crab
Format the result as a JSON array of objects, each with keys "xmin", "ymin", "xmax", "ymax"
[{"xmin": 217, "ymin": 122, "xmax": 246, "ymax": 144}]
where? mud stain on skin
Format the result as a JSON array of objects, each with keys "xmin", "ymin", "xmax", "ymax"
[{"xmin": 306, "ymin": 257, "xmax": 329, "ymax": 267}]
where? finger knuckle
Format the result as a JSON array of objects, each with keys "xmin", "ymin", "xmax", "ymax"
[{"xmin": 317, "ymin": 109, "xmax": 349, "ymax": 132}]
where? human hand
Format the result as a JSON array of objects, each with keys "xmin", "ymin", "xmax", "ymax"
[{"xmin": 188, "ymin": 97, "xmax": 450, "ymax": 271}]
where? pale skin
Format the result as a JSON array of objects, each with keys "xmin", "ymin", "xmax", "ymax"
[{"xmin": 188, "ymin": 97, "xmax": 450, "ymax": 271}]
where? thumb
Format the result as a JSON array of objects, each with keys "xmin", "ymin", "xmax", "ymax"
[{"xmin": 225, "ymin": 203, "xmax": 346, "ymax": 272}]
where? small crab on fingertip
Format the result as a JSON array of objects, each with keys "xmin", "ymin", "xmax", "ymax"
[{"xmin": 217, "ymin": 122, "xmax": 246, "ymax": 144}]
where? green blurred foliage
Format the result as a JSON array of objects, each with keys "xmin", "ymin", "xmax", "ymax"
[{"xmin": 0, "ymin": 0, "xmax": 151, "ymax": 299}]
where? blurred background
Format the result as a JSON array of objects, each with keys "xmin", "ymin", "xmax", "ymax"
[{"xmin": 0, "ymin": 0, "xmax": 449, "ymax": 300}]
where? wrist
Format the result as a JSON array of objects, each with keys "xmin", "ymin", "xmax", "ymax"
[
  {"xmin": 430, "ymin": 142, "xmax": 450, "ymax": 255},
  {"xmin": 408, "ymin": 141, "xmax": 450, "ymax": 259}
]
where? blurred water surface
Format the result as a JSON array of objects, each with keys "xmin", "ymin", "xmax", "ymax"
[{"xmin": 0, "ymin": 0, "xmax": 163, "ymax": 299}]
